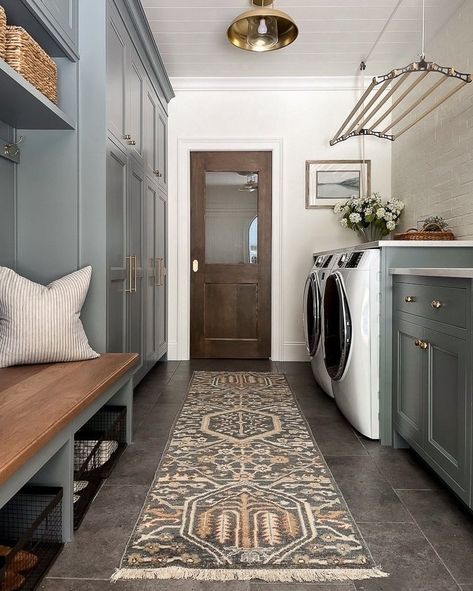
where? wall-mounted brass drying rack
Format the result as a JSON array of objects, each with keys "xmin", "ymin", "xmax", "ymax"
[{"xmin": 330, "ymin": 59, "xmax": 472, "ymax": 146}]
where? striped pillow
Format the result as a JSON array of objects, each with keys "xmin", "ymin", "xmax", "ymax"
[{"xmin": 0, "ymin": 266, "xmax": 99, "ymax": 368}]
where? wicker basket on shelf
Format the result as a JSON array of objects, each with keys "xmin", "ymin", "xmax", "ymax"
[
  {"xmin": 5, "ymin": 26, "xmax": 58, "ymax": 104},
  {"xmin": 0, "ymin": 6, "xmax": 6, "ymax": 60},
  {"xmin": 393, "ymin": 223, "xmax": 455, "ymax": 241}
]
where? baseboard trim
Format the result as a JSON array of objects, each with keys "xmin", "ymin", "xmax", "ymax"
[{"xmin": 282, "ymin": 342, "xmax": 310, "ymax": 362}]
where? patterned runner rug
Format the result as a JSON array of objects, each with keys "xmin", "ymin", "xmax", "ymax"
[{"xmin": 113, "ymin": 372, "xmax": 388, "ymax": 583}]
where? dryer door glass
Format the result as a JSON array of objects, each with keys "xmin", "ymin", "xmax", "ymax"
[
  {"xmin": 303, "ymin": 273, "xmax": 321, "ymax": 356},
  {"xmin": 324, "ymin": 272, "xmax": 351, "ymax": 381}
]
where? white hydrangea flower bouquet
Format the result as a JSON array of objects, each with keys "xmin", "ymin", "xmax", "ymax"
[{"xmin": 333, "ymin": 193, "xmax": 405, "ymax": 242}]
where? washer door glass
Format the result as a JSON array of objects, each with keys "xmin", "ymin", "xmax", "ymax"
[
  {"xmin": 323, "ymin": 272, "xmax": 351, "ymax": 380},
  {"xmin": 303, "ymin": 273, "xmax": 321, "ymax": 357}
]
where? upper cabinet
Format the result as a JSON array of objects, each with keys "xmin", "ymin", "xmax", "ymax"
[{"xmin": 1, "ymin": 0, "xmax": 78, "ymax": 60}]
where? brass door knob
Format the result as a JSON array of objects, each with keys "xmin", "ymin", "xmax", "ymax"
[
  {"xmin": 405, "ymin": 295, "xmax": 416, "ymax": 303},
  {"xmin": 431, "ymin": 300, "xmax": 443, "ymax": 309}
]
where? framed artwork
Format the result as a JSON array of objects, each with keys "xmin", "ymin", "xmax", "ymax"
[{"xmin": 305, "ymin": 160, "xmax": 371, "ymax": 209}]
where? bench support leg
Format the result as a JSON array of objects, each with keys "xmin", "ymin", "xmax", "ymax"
[
  {"xmin": 29, "ymin": 439, "xmax": 74, "ymax": 542},
  {"xmin": 109, "ymin": 378, "xmax": 134, "ymax": 444}
]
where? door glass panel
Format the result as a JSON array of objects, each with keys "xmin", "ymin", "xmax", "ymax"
[{"xmin": 205, "ymin": 172, "xmax": 258, "ymax": 264}]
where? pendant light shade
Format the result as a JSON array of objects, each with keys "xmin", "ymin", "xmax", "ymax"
[{"xmin": 227, "ymin": 1, "xmax": 298, "ymax": 53}]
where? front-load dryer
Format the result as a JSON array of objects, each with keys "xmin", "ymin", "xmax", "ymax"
[
  {"xmin": 323, "ymin": 249, "xmax": 380, "ymax": 439},
  {"xmin": 303, "ymin": 253, "xmax": 336, "ymax": 397}
]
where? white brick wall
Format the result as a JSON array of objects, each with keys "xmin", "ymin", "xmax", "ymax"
[{"xmin": 392, "ymin": 1, "xmax": 473, "ymax": 238}]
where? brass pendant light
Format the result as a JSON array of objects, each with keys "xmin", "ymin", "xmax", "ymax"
[{"xmin": 227, "ymin": 0, "xmax": 298, "ymax": 53}]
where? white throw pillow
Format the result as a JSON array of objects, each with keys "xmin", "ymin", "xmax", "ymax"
[{"xmin": 0, "ymin": 266, "xmax": 99, "ymax": 368}]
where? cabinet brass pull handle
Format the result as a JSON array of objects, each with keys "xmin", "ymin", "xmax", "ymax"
[
  {"xmin": 192, "ymin": 259, "xmax": 199, "ymax": 273},
  {"xmin": 125, "ymin": 256, "xmax": 132, "ymax": 294},
  {"xmin": 414, "ymin": 339, "xmax": 429, "ymax": 349},
  {"xmin": 155, "ymin": 258, "xmax": 160, "ymax": 286},
  {"xmin": 405, "ymin": 295, "xmax": 416, "ymax": 303},
  {"xmin": 431, "ymin": 299, "xmax": 443, "ymax": 309},
  {"xmin": 132, "ymin": 255, "xmax": 137, "ymax": 293}
]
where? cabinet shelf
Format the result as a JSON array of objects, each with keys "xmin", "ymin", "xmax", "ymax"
[
  {"xmin": 0, "ymin": 59, "xmax": 75, "ymax": 130},
  {"xmin": 0, "ymin": 0, "xmax": 78, "ymax": 60}
]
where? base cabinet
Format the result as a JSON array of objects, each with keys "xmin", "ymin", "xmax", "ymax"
[{"xmin": 393, "ymin": 275, "xmax": 472, "ymax": 505}]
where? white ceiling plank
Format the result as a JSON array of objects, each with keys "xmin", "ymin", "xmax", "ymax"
[{"xmin": 139, "ymin": 0, "xmax": 465, "ymax": 77}]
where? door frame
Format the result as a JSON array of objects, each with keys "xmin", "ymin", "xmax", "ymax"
[{"xmin": 169, "ymin": 138, "xmax": 283, "ymax": 360}]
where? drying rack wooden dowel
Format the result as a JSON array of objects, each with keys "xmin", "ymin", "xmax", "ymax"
[{"xmin": 330, "ymin": 60, "xmax": 472, "ymax": 145}]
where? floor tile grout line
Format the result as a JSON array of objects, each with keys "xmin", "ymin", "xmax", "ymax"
[{"xmin": 393, "ymin": 489, "xmax": 463, "ymax": 589}]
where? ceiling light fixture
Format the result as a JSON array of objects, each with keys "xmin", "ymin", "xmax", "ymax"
[{"xmin": 227, "ymin": 0, "xmax": 298, "ymax": 53}]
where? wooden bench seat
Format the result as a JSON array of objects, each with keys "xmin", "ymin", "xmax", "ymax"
[{"xmin": 0, "ymin": 353, "xmax": 138, "ymax": 540}]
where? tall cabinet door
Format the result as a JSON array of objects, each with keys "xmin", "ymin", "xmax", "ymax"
[
  {"xmin": 106, "ymin": 139, "xmax": 128, "ymax": 353},
  {"xmin": 423, "ymin": 327, "xmax": 469, "ymax": 497},
  {"xmin": 156, "ymin": 104, "xmax": 168, "ymax": 191},
  {"xmin": 393, "ymin": 317, "xmax": 424, "ymax": 447},
  {"xmin": 127, "ymin": 46, "xmax": 145, "ymax": 165},
  {"xmin": 127, "ymin": 159, "xmax": 145, "ymax": 374},
  {"xmin": 156, "ymin": 188, "xmax": 167, "ymax": 358},
  {"xmin": 144, "ymin": 177, "xmax": 158, "ymax": 364},
  {"xmin": 107, "ymin": 1, "xmax": 128, "ymax": 150},
  {"xmin": 144, "ymin": 83, "xmax": 158, "ymax": 180}
]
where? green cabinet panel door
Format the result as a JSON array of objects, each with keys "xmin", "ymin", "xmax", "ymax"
[
  {"xmin": 424, "ymin": 326, "xmax": 469, "ymax": 497},
  {"xmin": 393, "ymin": 317, "xmax": 424, "ymax": 447}
]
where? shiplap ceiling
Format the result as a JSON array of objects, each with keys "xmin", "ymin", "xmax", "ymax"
[{"xmin": 140, "ymin": 0, "xmax": 465, "ymax": 78}]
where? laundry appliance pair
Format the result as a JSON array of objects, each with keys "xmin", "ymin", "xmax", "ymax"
[{"xmin": 303, "ymin": 248, "xmax": 380, "ymax": 439}]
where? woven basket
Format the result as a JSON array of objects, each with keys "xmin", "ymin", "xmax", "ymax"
[
  {"xmin": 0, "ymin": 6, "xmax": 6, "ymax": 61},
  {"xmin": 394, "ymin": 223, "xmax": 455, "ymax": 241},
  {"xmin": 5, "ymin": 26, "xmax": 57, "ymax": 104}
]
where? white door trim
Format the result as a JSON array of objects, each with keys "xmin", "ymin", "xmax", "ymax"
[{"xmin": 169, "ymin": 138, "xmax": 284, "ymax": 360}]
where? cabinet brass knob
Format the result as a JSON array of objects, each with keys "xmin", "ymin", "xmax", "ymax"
[
  {"xmin": 415, "ymin": 339, "xmax": 421, "ymax": 347},
  {"xmin": 419, "ymin": 340, "xmax": 429, "ymax": 350},
  {"xmin": 128, "ymin": 140, "xmax": 136, "ymax": 146},
  {"xmin": 154, "ymin": 170, "xmax": 162, "ymax": 178},
  {"xmin": 405, "ymin": 295, "xmax": 416, "ymax": 303},
  {"xmin": 124, "ymin": 134, "xmax": 132, "ymax": 140},
  {"xmin": 431, "ymin": 299, "xmax": 443, "ymax": 309}
]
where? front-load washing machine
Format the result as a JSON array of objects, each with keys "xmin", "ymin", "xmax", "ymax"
[
  {"xmin": 303, "ymin": 253, "xmax": 336, "ymax": 397},
  {"xmin": 323, "ymin": 249, "xmax": 380, "ymax": 439}
]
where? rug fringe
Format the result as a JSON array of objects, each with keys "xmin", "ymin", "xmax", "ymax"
[{"xmin": 111, "ymin": 566, "xmax": 389, "ymax": 583}]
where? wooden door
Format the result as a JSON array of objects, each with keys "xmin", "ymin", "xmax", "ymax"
[
  {"xmin": 155, "ymin": 189, "xmax": 167, "ymax": 358},
  {"xmin": 190, "ymin": 151, "xmax": 271, "ymax": 358}
]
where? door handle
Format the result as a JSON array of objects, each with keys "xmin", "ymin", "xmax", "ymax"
[
  {"xmin": 125, "ymin": 256, "xmax": 132, "ymax": 294},
  {"xmin": 192, "ymin": 259, "xmax": 199, "ymax": 273}
]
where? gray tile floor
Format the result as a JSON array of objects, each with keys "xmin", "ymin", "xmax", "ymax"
[{"xmin": 41, "ymin": 361, "xmax": 473, "ymax": 591}]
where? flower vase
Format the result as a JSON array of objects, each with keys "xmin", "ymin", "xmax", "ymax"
[{"xmin": 358, "ymin": 225, "xmax": 385, "ymax": 243}]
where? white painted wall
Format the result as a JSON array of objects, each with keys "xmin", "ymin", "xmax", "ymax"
[
  {"xmin": 168, "ymin": 80, "xmax": 392, "ymax": 361},
  {"xmin": 392, "ymin": 2, "xmax": 473, "ymax": 237}
]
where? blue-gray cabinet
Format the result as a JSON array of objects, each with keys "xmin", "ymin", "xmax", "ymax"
[
  {"xmin": 393, "ymin": 273, "xmax": 472, "ymax": 505},
  {"xmin": 104, "ymin": 0, "xmax": 170, "ymax": 384}
]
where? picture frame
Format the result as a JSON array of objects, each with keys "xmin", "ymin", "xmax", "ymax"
[{"xmin": 305, "ymin": 160, "xmax": 371, "ymax": 209}]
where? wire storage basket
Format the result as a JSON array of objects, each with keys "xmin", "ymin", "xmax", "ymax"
[
  {"xmin": 73, "ymin": 406, "xmax": 127, "ymax": 529},
  {"xmin": 5, "ymin": 26, "xmax": 57, "ymax": 104},
  {"xmin": 0, "ymin": 6, "xmax": 6, "ymax": 61},
  {"xmin": 0, "ymin": 486, "xmax": 63, "ymax": 591}
]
